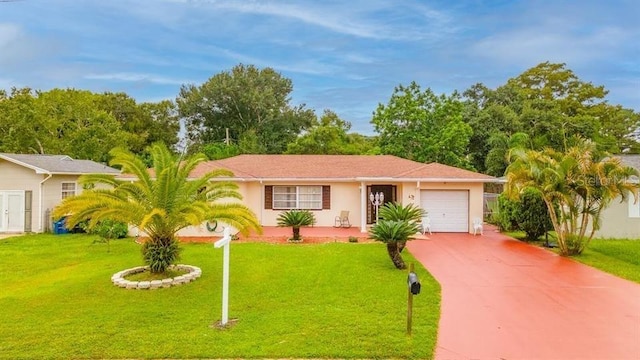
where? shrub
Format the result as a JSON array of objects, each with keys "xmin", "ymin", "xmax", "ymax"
[
  {"xmin": 348, "ymin": 236, "xmax": 358, "ymax": 243},
  {"xmin": 496, "ymin": 193, "xmax": 519, "ymax": 231},
  {"xmin": 90, "ymin": 220, "xmax": 129, "ymax": 239},
  {"xmin": 515, "ymin": 188, "xmax": 553, "ymax": 241}
]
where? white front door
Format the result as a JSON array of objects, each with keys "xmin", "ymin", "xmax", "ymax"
[
  {"xmin": 0, "ymin": 191, "xmax": 25, "ymax": 232},
  {"xmin": 420, "ymin": 190, "xmax": 469, "ymax": 232}
]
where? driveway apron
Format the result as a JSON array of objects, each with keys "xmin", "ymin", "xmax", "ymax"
[{"xmin": 407, "ymin": 229, "xmax": 640, "ymax": 360}]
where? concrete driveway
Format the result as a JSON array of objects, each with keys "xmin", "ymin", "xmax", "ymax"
[{"xmin": 407, "ymin": 227, "xmax": 640, "ymax": 360}]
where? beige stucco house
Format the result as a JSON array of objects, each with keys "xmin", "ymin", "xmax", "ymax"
[
  {"xmin": 596, "ymin": 155, "xmax": 640, "ymax": 239},
  {"xmin": 176, "ymin": 154, "xmax": 497, "ymax": 236},
  {"xmin": 0, "ymin": 153, "xmax": 120, "ymax": 234}
]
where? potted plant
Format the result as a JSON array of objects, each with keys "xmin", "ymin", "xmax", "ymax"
[{"xmin": 277, "ymin": 210, "xmax": 316, "ymax": 243}]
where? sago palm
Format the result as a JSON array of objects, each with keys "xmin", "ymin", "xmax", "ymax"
[
  {"xmin": 53, "ymin": 143, "xmax": 261, "ymax": 273},
  {"xmin": 276, "ymin": 210, "xmax": 316, "ymax": 242},
  {"xmin": 377, "ymin": 202, "xmax": 425, "ymax": 253},
  {"xmin": 369, "ymin": 220, "xmax": 419, "ymax": 269}
]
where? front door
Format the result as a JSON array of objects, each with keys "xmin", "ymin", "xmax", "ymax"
[
  {"xmin": 0, "ymin": 191, "xmax": 25, "ymax": 232},
  {"xmin": 366, "ymin": 185, "xmax": 397, "ymax": 224}
]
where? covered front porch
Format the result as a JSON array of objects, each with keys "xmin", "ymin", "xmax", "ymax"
[{"xmin": 179, "ymin": 225, "xmax": 430, "ymax": 244}]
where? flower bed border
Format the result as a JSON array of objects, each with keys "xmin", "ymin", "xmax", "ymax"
[{"xmin": 111, "ymin": 264, "xmax": 202, "ymax": 290}]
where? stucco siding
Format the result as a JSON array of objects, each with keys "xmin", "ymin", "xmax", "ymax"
[
  {"xmin": 173, "ymin": 180, "xmax": 486, "ymax": 237},
  {"xmin": 0, "ymin": 161, "xmax": 43, "ymax": 232},
  {"xmin": 257, "ymin": 181, "xmax": 361, "ymax": 227},
  {"xmin": 42, "ymin": 175, "xmax": 84, "ymax": 231},
  {"xmin": 596, "ymin": 199, "xmax": 640, "ymax": 239}
]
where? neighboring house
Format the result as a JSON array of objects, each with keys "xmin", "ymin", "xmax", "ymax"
[
  {"xmin": 596, "ymin": 155, "xmax": 640, "ymax": 239},
  {"xmin": 0, "ymin": 153, "xmax": 120, "ymax": 234},
  {"xmin": 176, "ymin": 154, "xmax": 497, "ymax": 236}
]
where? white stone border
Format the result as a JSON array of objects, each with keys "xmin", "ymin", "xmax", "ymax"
[{"xmin": 111, "ymin": 264, "xmax": 202, "ymax": 290}]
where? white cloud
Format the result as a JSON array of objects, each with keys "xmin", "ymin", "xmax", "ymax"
[
  {"xmin": 0, "ymin": 23, "xmax": 20, "ymax": 47},
  {"xmin": 84, "ymin": 72, "xmax": 193, "ymax": 85},
  {"xmin": 129, "ymin": 0, "xmax": 455, "ymax": 42},
  {"xmin": 471, "ymin": 26, "xmax": 631, "ymax": 66}
]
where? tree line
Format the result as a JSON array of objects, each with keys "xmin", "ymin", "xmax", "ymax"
[{"xmin": 1, "ymin": 62, "xmax": 638, "ymax": 174}]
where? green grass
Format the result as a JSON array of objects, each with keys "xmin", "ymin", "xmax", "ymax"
[
  {"xmin": 572, "ymin": 239, "xmax": 640, "ymax": 284},
  {"xmin": 0, "ymin": 234, "xmax": 440, "ymax": 359},
  {"xmin": 503, "ymin": 231, "xmax": 640, "ymax": 284}
]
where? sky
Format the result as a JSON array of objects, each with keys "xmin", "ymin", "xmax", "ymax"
[{"xmin": 0, "ymin": 0, "xmax": 638, "ymax": 134}]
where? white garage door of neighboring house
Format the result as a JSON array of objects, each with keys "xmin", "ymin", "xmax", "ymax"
[{"xmin": 421, "ymin": 190, "xmax": 469, "ymax": 232}]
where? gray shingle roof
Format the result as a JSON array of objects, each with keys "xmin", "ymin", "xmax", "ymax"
[{"xmin": 0, "ymin": 153, "xmax": 120, "ymax": 174}]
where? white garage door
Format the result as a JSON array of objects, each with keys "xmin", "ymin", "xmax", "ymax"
[{"xmin": 420, "ymin": 190, "xmax": 469, "ymax": 232}]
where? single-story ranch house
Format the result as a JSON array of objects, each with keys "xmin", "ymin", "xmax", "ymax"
[
  {"xmin": 0, "ymin": 153, "xmax": 120, "ymax": 234},
  {"xmin": 175, "ymin": 154, "xmax": 498, "ymax": 236},
  {"xmin": 596, "ymin": 154, "xmax": 640, "ymax": 239}
]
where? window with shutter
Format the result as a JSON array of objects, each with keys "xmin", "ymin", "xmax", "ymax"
[{"xmin": 265, "ymin": 185, "xmax": 330, "ymax": 210}]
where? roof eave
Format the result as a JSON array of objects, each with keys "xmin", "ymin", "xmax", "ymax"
[
  {"xmin": 382, "ymin": 177, "xmax": 498, "ymax": 183},
  {"xmin": 0, "ymin": 155, "xmax": 51, "ymax": 174},
  {"xmin": 205, "ymin": 176, "xmax": 498, "ymax": 183},
  {"xmin": 49, "ymin": 171, "xmax": 121, "ymax": 176}
]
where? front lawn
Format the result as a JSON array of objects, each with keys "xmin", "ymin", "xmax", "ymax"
[
  {"xmin": 572, "ymin": 239, "xmax": 640, "ymax": 284},
  {"xmin": 0, "ymin": 234, "xmax": 439, "ymax": 359}
]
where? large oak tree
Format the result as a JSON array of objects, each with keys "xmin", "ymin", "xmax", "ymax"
[
  {"xmin": 371, "ymin": 82, "xmax": 473, "ymax": 169},
  {"xmin": 0, "ymin": 88, "xmax": 180, "ymax": 162},
  {"xmin": 177, "ymin": 64, "xmax": 315, "ymax": 154}
]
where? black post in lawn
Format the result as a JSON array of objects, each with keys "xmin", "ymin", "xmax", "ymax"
[{"xmin": 407, "ymin": 263, "xmax": 421, "ymax": 336}]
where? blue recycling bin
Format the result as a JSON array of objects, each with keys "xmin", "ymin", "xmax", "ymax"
[{"xmin": 53, "ymin": 217, "xmax": 69, "ymax": 235}]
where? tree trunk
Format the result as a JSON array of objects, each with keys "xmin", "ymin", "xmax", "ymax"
[
  {"xmin": 292, "ymin": 226, "xmax": 301, "ymax": 241},
  {"xmin": 397, "ymin": 241, "xmax": 407, "ymax": 253},
  {"xmin": 386, "ymin": 242, "xmax": 406, "ymax": 269}
]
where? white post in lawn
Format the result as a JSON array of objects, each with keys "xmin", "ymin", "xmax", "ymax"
[{"xmin": 214, "ymin": 227, "xmax": 232, "ymax": 325}]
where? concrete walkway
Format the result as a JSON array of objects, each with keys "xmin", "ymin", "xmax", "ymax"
[{"xmin": 407, "ymin": 228, "xmax": 640, "ymax": 360}]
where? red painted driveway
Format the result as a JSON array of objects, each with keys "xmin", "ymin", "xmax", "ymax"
[{"xmin": 407, "ymin": 228, "xmax": 640, "ymax": 360}]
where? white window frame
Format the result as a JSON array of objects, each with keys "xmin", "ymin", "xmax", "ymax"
[
  {"xmin": 273, "ymin": 185, "xmax": 322, "ymax": 210},
  {"xmin": 61, "ymin": 182, "xmax": 77, "ymax": 200}
]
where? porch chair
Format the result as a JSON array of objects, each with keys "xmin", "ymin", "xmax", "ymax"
[
  {"xmin": 421, "ymin": 216, "xmax": 432, "ymax": 235},
  {"xmin": 473, "ymin": 217, "xmax": 484, "ymax": 236},
  {"xmin": 334, "ymin": 211, "xmax": 351, "ymax": 228}
]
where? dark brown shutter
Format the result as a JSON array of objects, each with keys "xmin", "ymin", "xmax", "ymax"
[
  {"xmin": 264, "ymin": 186, "xmax": 273, "ymax": 209},
  {"xmin": 24, "ymin": 191, "xmax": 32, "ymax": 232},
  {"xmin": 322, "ymin": 186, "xmax": 330, "ymax": 209}
]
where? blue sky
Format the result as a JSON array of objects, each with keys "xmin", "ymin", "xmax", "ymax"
[{"xmin": 1, "ymin": 0, "xmax": 638, "ymax": 134}]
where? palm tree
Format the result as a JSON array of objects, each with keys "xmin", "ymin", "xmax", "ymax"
[
  {"xmin": 53, "ymin": 143, "xmax": 261, "ymax": 273},
  {"xmin": 276, "ymin": 210, "xmax": 316, "ymax": 242},
  {"xmin": 369, "ymin": 220, "xmax": 419, "ymax": 269},
  {"xmin": 377, "ymin": 202, "xmax": 425, "ymax": 253},
  {"xmin": 506, "ymin": 140, "xmax": 638, "ymax": 255}
]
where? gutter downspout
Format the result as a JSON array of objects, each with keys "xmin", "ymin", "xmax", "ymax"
[
  {"xmin": 360, "ymin": 181, "xmax": 367, "ymax": 233},
  {"xmin": 259, "ymin": 179, "xmax": 264, "ymax": 226},
  {"xmin": 39, "ymin": 173, "xmax": 52, "ymax": 232}
]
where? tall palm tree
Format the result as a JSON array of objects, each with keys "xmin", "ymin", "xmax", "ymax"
[
  {"xmin": 53, "ymin": 143, "xmax": 261, "ymax": 273},
  {"xmin": 506, "ymin": 140, "xmax": 638, "ymax": 255}
]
